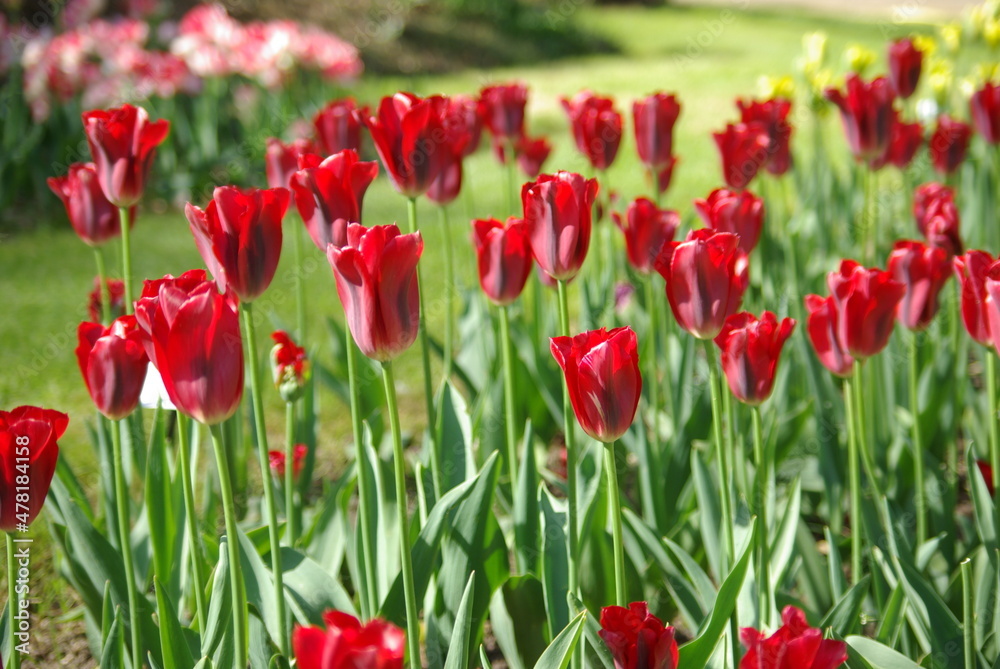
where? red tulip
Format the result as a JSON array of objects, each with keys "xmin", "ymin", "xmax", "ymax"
[
  {"xmin": 870, "ymin": 112, "xmax": 923, "ymax": 171},
  {"xmin": 654, "ymin": 229, "xmax": 749, "ymax": 340},
  {"xmin": 824, "ymin": 75, "xmax": 895, "ymax": 161},
  {"xmin": 562, "ymin": 91, "xmax": 623, "ymax": 171},
  {"xmin": 714, "ymin": 311, "xmax": 796, "ymax": 405},
  {"xmin": 359, "ymin": 92, "xmax": 448, "ymax": 198},
  {"xmin": 88, "ymin": 277, "xmax": 126, "ymax": 323},
  {"xmin": 269, "ymin": 444, "xmax": 307, "ymax": 479},
  {"xmin": 887, "ymin": 240, "xmax": 951, "ymax": 331},
  {"xmin": 633, "ymin": 92, "xmax": 682, "ymax": 174},
  {"xmin": 479, "ymin": 82, "xmax": 528, "ymax": 142},
  {"xmin": 471, "ymin": 217, "xmax": 534, "ymax": 306},
  {"xmin": 185, "ymin": 186, "xmax": 290, "ymax": 302},
  {"xmin": 550, "ymin": 326, "xmax": 642, "ymax": 444},
  {"xmin": 694, "ymin": 187, "xmax": 764, "ymax": 255},
  {"xmin": 81, "ymin": 103, "xmax": 170, "ymax": 207},
  {"xmin": 888, "ymin": 38, "xmax": 923, "ymax": 99},
  {"xmin": 983, "ymin": 262, "xmax": 1000, "ymax": 352},
  {"xmin": 271, "ymin": 330, "xmax": 310, "ymax": 402},
  {"xmin": 0, "ymin": 407, "xmax": 68, "ymax": 532},
  {"xmin": 613, "ymin": 197, "xmax": 679, "ymax": 274},
  {"xmin": 427, "ymin": 98, "xmax": 474, "ymax": 205},
  {"xmin": 133, "ymin": 270, "xmax": 244, "ymax": 425},
  {"xmin": 326, "ymin": 224, "xmax": 423, "ymax": 362},
  {"xmin": 48, "ymin": 162, "xmax": 130, "ymax": 245},
  {"xmin": 736, "ymin": 97, "xmax": 793, "ymax": 176},
  {"xmin": 515, "ymin": 135, "xmax": 553, "ymax": 178},
  {"xmin": 441, "ymin": 94, "xmax": 483, "ymax": 157},
  {"xmin": 913, "ymin": 182, "xmax": 962, "ymax": 256},
  {"xmin": 929, "ymin": 114, "xmax": 971, "ymax": 175},
  {"xmin": 264, "ymin": 137, "xmax": 317, "ymax": 190},
  {"xmin": 293, "ymin": 610, "xmax": 404, "ymax": 669},
  {"xmin": 953, "ymin": 250, "xmax": 995, "ymax": 347},
  {"xmin": 712, "ymin": 122, "xmax": 770, "ymax": 189},
  {"xmin": 522, "ymin": 171, "xmax": 599, "ymax": 282},
  {"xmin": 970, "ymin": 81, "xmax": 1000, "ymax": 144},
  {"xmin": 290, "ymin": 150, "xmax": 379, "ymax": 250},
  {"xmin": 804, "ymin": 294, "xmax": 855, "ymax": 377},
  {"xmin": 313, "ymin": 98, "xmax": 362, "ymax": 155},
  {"xmin": 827, "ymin": 260, "xmax": 906, "ymax": 359},
  {"xmin": 652, "ymin": 156, "xmax": 678, "ymax": 195},
  {"xmin": 76, "ymin": 315, "xmax": 149, "ymax": 420},
  {"xmin": 740, "ymin": 605, "xmax": 847, "ymax": 669},
  {"xmin": 599, "ymin": 601, "xmax": 679, "ymax": 669}
]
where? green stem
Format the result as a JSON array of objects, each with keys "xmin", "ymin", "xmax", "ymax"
[
  {"xmin": 284, "ymin": 403, "xmax": 297, "ymax": 547},
  {"xmin": 440, "ymin": 205, "xmax": 454, "ymax": 381},
  {"xmin": 988, "ymin": 353, "xmax": 999, "ymax": 495},
  {"xmin": 910, "ymin": 333, "xmax": 927, "ymax": 546},
  {"xmin": 499, "ymin": 306, "xmax": 519, "ymax": 499},
  {"xmin": 119, "ymin": 207, "xmax": 133, "ymax": 313},
  {"xmin": 505, "ymin": 140, "xmax": 517, "ymax": 217},
  {"xmin": 292, "ymin": 214, "xmax": 306, "ymax": 342},
  {"xmin": 209, "ymin": 423, "xmax": 247, "ymax": 669},
  {"xmin": 752, "ymin": 407, "xmax": 771, "ymax": 627},
  {"xmin": 6, "ymin": 533, "xmax": 18, "ymax": 669},
  {"xmin": 556, "ymin": 280, "xmax": 579, "ymax": 599},
  {"xmin": 346, "ymin": 327, "xmax": 377, "ymax": 619},
  {"xmin": 845, "ymin": 374, "xmax": 862, "ymax": 585},
  {"xmin": 240, "ymin": 302, "xmax": 288, "ymax": 657},
  {"xmin": 93, "ymin": 246, "xmax": 111, "ymax": 324},
  {"xmin": 406, "ymin": 197, "xmax": 442, "ymax": 500},
  {"xmin": 852, "ymin": 360, "xmax": 882, "ymax": 499},
  {"xmin": 642, "ymin": 277, "xmax": 662, "ymax": 528},
  {"xmin": 381, "ymin": 361, "xmax": 422, "ymax": 667},
  {"xmin": 176, "ymin": 413, "xmax": 207, "ymax": 632},
  {"xmin": 112, "ymin": 419, "xmax": 142, "ymax": 668},
  {"xmin": 605, "ymin": 444, "xmax": 626, "ymax": 607},
  {"xmin": 962, "ymin": 558, "xmax": 975, "ymax": 669}
]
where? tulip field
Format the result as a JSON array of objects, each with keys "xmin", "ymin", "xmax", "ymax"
[{"xmin": 6, "ymin": 0, "xmax": 1000, "ymax": 667}]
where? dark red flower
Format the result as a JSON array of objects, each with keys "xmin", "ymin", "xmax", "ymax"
[
  {"xmin": 870, "ymin": 112, "xmax": 923, "ymax": 170},
  {"xmin": 694, "ymin": 187, "xmax": 764, "ymax": 255},
  {"xmin": 0, "ymin": 407, "xmax": 68, "ymax": 532},
  {"xmin": 804, "ymin": 294, "xmax": 855, "ymax": 377},
  {"xmin": 983, "ymin": 261, "xmax": 1000, "ymax": 352},
  {"xmin": 479, "ymin": 82, "xmax": 528, "ymax": 143},
  {"xmin": 265, "ymin": 137, "xmax": 317, "ymax": 190},
  {"xmin": 76, "ymin": 315, "xmax": 149, "ymax": 420},
  {"xmin": 326, "ymin": 224, "xmax": 423, "ymax": 362},
  {"xmin": 827, "ymin": 260, "xmax": 906, "ymax": 359},
  {"xmin": 633, "ymin": 92, "xmax": 681, "ymax": 175},
  {"xmin": 613, "ymin": 197, "xmax": 679, "ymax": 274},
  {"xmin": 290, "ymin": 150, "xmax": 379, "ymax": 251},
  {"xmin": 599, "ymin": 601, "xmax": 679, "ymax": 669},
  {"xmin": 928, "ymin": 114, "xmax": 972, "ymax": 175},
  {"xmin": 81, "ymin": 103, "xmax": 170, "ymax": 207},
  {"xmin": 654, "ymin": 229, "xmax": 749, "ymax": 340},
  {"xmin": 427, "ymin": 97, "xmax": 474, "ymax": 206},
  {"xmin": 740, "ymin": 605, "xmax": 847, "ymax": 669},
  {"xmin": 824, "ymin": 75, "xmax": 895, "ymax": 162},
  {"xmin": 522, "ymin": 171, "xmax": 599, "ymax": 282},
  {"xmin": 271, "ymin": 330, "xmax": 310, "ymax": 402},
  {"xmin": 88, "ymin": 277, "xmax": 126, "ymax": 323},
  {"xmin": 712, "ymin": 122, "xmax": 771, "ymax": 189},
  {"xmin": 269, "ymin": 444, "xmax": 308, "ymax": 479},
  {"xmin": 887, "ymin": 240, "xmax": 952, "ymax": 331},
  {"xmin": 133, "ymin": 270, "xmax": 244, "ymax": 425},
  {"xmin": 551, "ymin": 326, "xmax": 642, "ymax": 444},
  {"xmin": 47, "ymin": 162, "xmax": 128, "ymax": 245},
  {"xmin": 293, "ymin": 610, "xmax": 404, "ymax": 669},
  {"xmin": 441, "ymin": 94, "xmax": 482, "ymax": 157},
  {"xmin": 185, "ymin": 186, "xmax": 290, "ymax": 302},
  {"xmin": 714, "ymin": 311, "xmax": 796, "ymax": 405},
  {"xmin": 953, "ymin": 250, "xmax": 995, "ymax": 347},
  {"xmin": 737, "ymin": 97, "xmax": 793, "ymax": 175},
  {"xmin": 970, "ymin": 81, "xmax": 1000, "ymax": 144},
  {"xmin": 562, "ymin": 91, "xmax": 623, "ymax": 171},
  {"xmin": 888, "ymin": 38, "xmax": 923, "ymax": 99},
  {"xmin": 471, "ymin": 217, "xmax": 534, "ymax": 306},
  {"xmin": 515, "ymin": 135, "xmax": 552, "ymax": 178},
  {"xmin": 913, "ymin": 182, "xmax": 962, "ymax": 256},
  {"xmin": 313, "ymin": 98, "xmax": 362, "ymax": 155}
]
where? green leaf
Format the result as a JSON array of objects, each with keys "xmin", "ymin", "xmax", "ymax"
[
  {"xmin": 769, "ymin": 477, "xmax": 801, "ymax": 589},
  {"xmin": 437, "ymin": 380, "xmax": 476, "ymax": 493},
  {"xmin": 538, "ymin": 485, "xmax": 569, "ymax": 640},
  {"xmin": 876, "ymin": 584, "xmax": 906, "ymax": 647},
  {"xmin": 202, "ymin": 545, "xmax": 234, "ymax": 668},
  {"xmin": 968, "ymin": 447, "xmax": 997, "ymax": 558},
  {"xmin": 568, "ymin": 593, "xmax": 614, "ymax": 669},
  {"xmin": 236, "ymin": 526, "xmax": 284, "ymax": 650},
  {"xmin": 444, "ymin": 572, "xmax": 477, "ymax": 669},
  {"xmin": 155, "ymin": 577, "xmax": 196, "ymax": 669},
  {"xmin": 823, "ymin": 525, "xmax": 845, "ymax": 602},
  {"xmin": 146, "ymin": 408, "xmax": 184, "ymax": 607},
  {"xmin": 100, "ymin": 606, "xmax": 125, "ymax": 669},
  {"xmin": 819, "ymin": 575, "xmax": 869, "ymax": 636},
  {"xmin": 533, "ymin": 611, "xmax": 586, "ymax": 669},
  {"xmin": 489, "ymin": 576, "xmax": 550, "ymax": 669},
  {"xmin": 514, "ymin": 420, "xmax": 540, "ymax": 575},
  {"xmin": 690, "ymin": 449, "xmax": 722, "ymax": 580},
  {"xmin": 480, "ymin": 645, "xmax": 491, "ymax": 668},
  {"xmin": 281, "ymin": 547, "xmax": 356, "ymax": 625},
  {"xmin": 846, "ymin": 635, "xmax": 923, "ymax": 669}
]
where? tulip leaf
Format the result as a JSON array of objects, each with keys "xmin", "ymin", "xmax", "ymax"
[
  {"xmin": 768, "ymin": 476, "xmax": 801, "ymax": 589},
  {"xmin": 236, "ymin": 526, "xmax": 286, "ymax": 650},
  {"xmin": 281, "ymin": 546, "xmax": 356, "ymax": 624},
  {"xmin": 876, "ymin": 584, "xmax": 907, "ymax": 647},
  {"xmin": 480, "ymin": 645, "xmax": 491, "ymax": 668},
  {"xmin": 443, "ymin": 571, "xmax": 477, "ymax": 669},
  {"xmin": 155, "ymin": 577, "xmax": 196, "ymax": 669},
  {"xmin": 968, "ymin": 447, "xmax": 998, "ymax": 558},
  {"xmin": 249, "ymin": 614, "xmax": 273, "ymax": 669},
  {"xmin": 823, "ymin": 525, "xmax": 846, "ymax": 602},
  {"xmin": 489, "ymin": 575, "xmax": 550, "ymax": 669},
  {"xmin": 436, "ymin": 380, "xmax": 476, "ymax": 493},
  {"xmin": 568, "ymin": 593, "xmax": 614, "ymax": 669},
  {"xmin": 819, "ymin": 575, "xmax": 870, "ymax": 636},
  {"xmin": 533, "ymin": 610, "xmax": 586, "ymax": 669},
  {"xmin": 539, "ymin": 485, "xmax": 569, "ymax": 641},
  {"xmin": 99, "ymin": 606, "xmax": 125, "ymax": 669},
  {"xmin": 146, "ymin": 407, "xmax": 184, "ymax": 607},
  {"xmin": 846, "ymin": 636, "xmax": 923, "ymax": 669},
  {"xmin": 514, "ymin": 420, "xmax": 540, "ymax": 575},
  {"xmin": 202, "ymin": 544, "xmax": 235, "ymax": 668},
  {"xmin": 690, "ymin": 449, "xmax": 723, "ymax": 580},
  {"xmin": 677, "ymin": 517, "xmax": 756, "ymax": 669}
]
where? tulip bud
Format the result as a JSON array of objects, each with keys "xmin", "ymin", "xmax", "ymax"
[
  {"xmin": 599, "ymin": 602, "xmax": 679, "ymax": 669},
  {"xmin": 740, "ymin": 606, "xmax": 847, "ymax": 669},
  {"xmin": 271, "ymin": 331, "xmax": 310, "ymax": 402},
  {"xmin": 293, "ymin": 611, "xmax": 404, "ymax": 669},
  {"xmin": 0, "ymin": 407, "xmax": 68, "ymax": 532},
  {"xmin": 76, "ymin": 316, "xmax": 149, "ymax": 420},
  {"xmin": 714, "ymin": 311, "xmax": 796, "ymax": 406}
]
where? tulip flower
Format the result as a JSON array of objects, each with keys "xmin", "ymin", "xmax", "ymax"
[
  {"xmin": 562, "ymin": 91, "xmax": 623, "ymax": 171},
  {"xmin": 134, "ymin": 269, "xmax": 244, "ymax": 425},
  {"xmin": 264, "ymin": 137, "xmax": 317, "ymax": 190},
  {"xmin": 479, "ymin": 82, "xmax": 528, "ymax": 143},
  {"xmin": 651, "ymin": 156, "xmax": 679, "ymax": 195},
  {"xmin": 824, "ymin": 75, "xmax": 895, "ymax": 161},
  {"xmin": 76, "ymin": 315, "xmax": 149, "ymax": 420},
  {"xmin": 185, "ymin": 185, "xmax": 291, "ymax": 302},
  {"xmin": 613, "ymin": 197, "xmax": 679, "ymax": 274},
  {"xmin": 441, "ymin": 93, "xmax": 483, "ymax": 157},
  {"xmin": 983, "ymin": 262, "xmax": 1000, "ymax": 353},
  {"xmin": 654, "ymin": 229, "xmax": 749, "ymax": 340},
  {"xmin": 0, "ymin": 406, "xmax": 68, "ymax": 532},
  {"xmin": 515, "ymin": 135, "xmax": 553, "ymax": 178},
  {"xmin": 713, "ymin": 122, "xmax": 770, "ymax": 189},
  {"xmin": 290, "ymin": 150, "xmax": 379, "ymax": 250},
  {"xmin": 633, "ymin": 92, "xmax": 682, "ymax": 179},
  {"xmin": 888, "ymin": 38, "xmax": 923, "ymax": 99},
  {"xmin": 293, "ymin": 610, "xmax": 404, "ymax": 669},
  {"xmin": 970, "ymin": 81, "xmax": 1000, "ymax": 144},
  {"xmin": 312, "ymin": 97, "xmax": 362, "ymax": 155},
  {"xmin": 271, "ymin": 330, "xmax": 310, "ymax": 402},
  {"xmin": 694, "ymin": 187, "xmax": 765, "ymax": 255},
  {"xmin": 740, "ymin": 605, "xmax": 847, "ymax": 669},
  {"xmin": 551, "ymin": 327, "xmax": 641, "ymax": 444},
  {"xmin": 714, "ymin": 311, "xmax": 796, "ymax": 405},
  {"xmin": 327, "ymin": 224, "xmax": 423, "ymax": 362},
  {"xmin": 88, "ymin": 277, "xmax": 126, "ymax": 323},
  {"xmin": 81, "ymin": 103, "xmax": 170, "ymax": 207},
  {"xmin": 953, "ymin": 250, "xmax": 995, "ymax": 346},
  {"xmin": 471, "ymin": 217, "xmax": 534, "ymax": 306},
  {"xmin": 870, "ymin": 112, "xmax": 923, "ymax": 171},
  {"xmin": 269, "ymin": 444, "xmax": 307, "ymax": 479},
  {"xmin": 803, "ymin": 294, "xmax": 856, "ymax": 377},
  {"xmin": 737, "ymin": 97, "xmax": 793, "ymax": 175},
  {"xmin": 599, "ymin": 602, "xmax": 679, "ymax": 669},
  {"xmin": 47, "ymin": 162, "xmax": 130, "ymax": 245},
  {"xmin": 887, "ymin": 240, "xmax": 952, "ymax": 331},
  {"xmin": 928, "ymin": 114, "xmax": 972, "ymax": 175},
  {"xmin": 913, "ymin": 182, "xmax": 962, "ymax": 256},
  {"xmin": 427, "ymin": 100, "xmax": 473, "ymax": 205},
  {"xmin": 358, "ymin": 92, "xmax": 448, "ymax": 198},
  {"xmin": 522, "ymin": 171, "xmax": 599, "ymax": 282},
  {"xmin": 827, "ymin": 260, "xmax": 905, "ymax": 359}
]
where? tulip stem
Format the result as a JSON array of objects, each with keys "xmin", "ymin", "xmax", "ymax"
[
  {"xmin": 118, "ymin": 207, "xmax": 133, "ymax": 314},
  {"xmin": 209, "ymin": 423, "xmax": 247, "ymax": 669},
  {"xmin": 407, "ymin": 197, "xmax": 442, "ymax": 500},
  {"xmin": 5, "ymin": 533, "xmax": 19, "ymax": 669},
  {"xmin": 176, "ymin": 413, "xmax": 207, "ymax": 632},
  {"xmin": 556, "ymin": 279, "xmax": 579, "ymax": 600},
  {"xmin": 381, "ymin": 360, "xmax": 422, "ymax": 668},
  {"xmin": 604, "ymin": 444, "xmax": 627, "ymax": 607},
  {"xmin": 110, "ymin": 419, "xmax": 143, "ymax": 668},
  {"xmin": 962, "ymin": 558, "xmax": 975, "ymax": 669},
  {"xmin": 499, "ymin": 306, "xmax": 519, "ymax": 506},
  {"xmin": 642, "ymin": 277, "xmax": 663, "ymax": 528},
  {"xmin": 852, "ymin": 360, "xmax": 882, "ymax": 499},
  {"xmin": 910, "ymin": 332, "xmax": 927, "ymax": 546},
  {"xmin": 93, "ymin": 246, "xmax": 112, "ymax": 324},
  {"xmin": 505, "ymin": 140, "xmax": 517, "ymax": 217},
  {"xmin": 845, "ymin": 374, "xmax": 863, "ymax": 586},
  {"xmin": 440, "ymin": 205, "xmax": 455, "ymax": 381},
  {"xmin": 292, "ymin": 213, "xmax": 307, "ymax": 342},
  {"xmin": 240, "ymin": 302, "xmax": 288, "ymax": 658},
  {"xmin": 752, "ymin": 406, "xmax": 771, "ymax": 628},
  {"xmin": 347, "ymin": 327, "xmax": 378, "ymax": 619},
  {"xmin": 987, "ymin": 353, "xmax": 1000, "ymax": 496},
  {"xmin": 284, "ymin": 402, "xmax": 297, "ymax": 547}
]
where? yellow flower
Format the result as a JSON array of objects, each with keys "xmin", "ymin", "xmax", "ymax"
[
  {"xmin": 912, "ymin": 35, "xmax": 937, "ymax": 58},
  {"xmin": 844, "ymin": 44, "xmax": 877, "ymax": 75},
  {"xmin": 928, "ymin": 58, "xmax": 954, "ymax": 104},
  {"xmin": 940, "ymin": 23, "xmax": 962, "ymax": 52},
  {"xmin": 800, "ymin": 32, "xmax": 828, "ymax": 74},
  {"xmin": 758, "ymin": 75, "xmax": 795, "ymax": 100},
  {"xmin": 985, "ymin": 16, "xmax": 1000, "ymax": 47}
]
